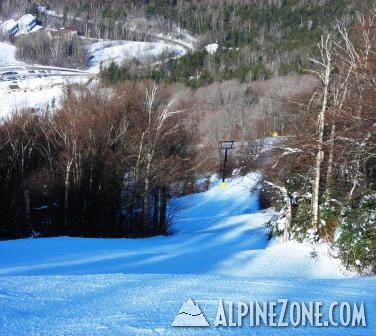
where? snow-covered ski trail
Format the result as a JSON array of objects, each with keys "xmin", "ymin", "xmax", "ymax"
[{"xmin": 0, "ymin": 174, "xmax": 374, "ymax": 335}]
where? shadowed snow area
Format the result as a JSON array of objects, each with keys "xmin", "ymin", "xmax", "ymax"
[
  {"xmin": 0, "ymin": 174, "xmax": 343, "ymax": 278},
  {"xmin": 0, "ymin": 174, "xmax": 374, "ymax": 335}
]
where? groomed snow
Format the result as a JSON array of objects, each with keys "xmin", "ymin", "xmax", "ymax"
[
  {"xmin": 0, "ymin": 174, "xmax": 374, "ymax": 335},
  {"xmin": 0, "ymin": 174, "xmax": 344, "ymax": 278},
  {"xmin": 0, "ymin": 274, "xmax": 373, "ymax": 335},
  {"xmin": 87, "ymin": 40, "xmax": 186, "ymax": 72}
]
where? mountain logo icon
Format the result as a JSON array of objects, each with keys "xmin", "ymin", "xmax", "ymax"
[{"xmin": 171, "ymin": 298, "xmax": 209, "ymax": 327}]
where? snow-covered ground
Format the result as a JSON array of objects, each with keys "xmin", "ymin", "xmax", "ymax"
[
  {"xmin": 0, "ymin": 41, "xmax": 92, "ymax": 116},
  {"xmin": 205, "ymin": 43, "xmax": 219, "ymax": 55},
  {"xmin": 1, "ymin": 174, "xmax": 374, "ymax": 335},
  {"xmin": 0, "ymin": 41, "xmax": 22, "ymax": 65},
  {"xmin": 0, "ymin": 75, "xmax": 90, "ymax": 117},
  {"xmin": 0, "ymin": 77, "xmax": 62, "ymax": 116},
  {"xmin": 0, "ymin": 37, "xmax": 186, "ymax": 116},
  {"xmin": 87, "ymin": 40, "xmax": 186, "ymax": 72}
]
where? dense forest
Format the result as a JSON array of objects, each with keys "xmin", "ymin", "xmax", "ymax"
[
  {"xmin": 98, "ymin": 0, "xmax": 364, "ymax": 85},
  {"xmin": 0, "ymin": 0, "xmax": 368, "ymax": 83},
  {"xmin": 250, "ymin": 16, "xmax": 376, "ymax": 273},
  {"xmin": 0, "ymin": 83, "xmax": 196, "ymax": 238}
]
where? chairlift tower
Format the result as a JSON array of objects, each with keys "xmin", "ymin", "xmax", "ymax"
[{"xmin": 219, "ymin": 140, "xmax": 236, "ymax": 186}]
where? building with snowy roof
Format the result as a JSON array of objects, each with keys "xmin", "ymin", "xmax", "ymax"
[
  {"xmin": 0, "ymin": 19, "xmax": 19, "ymax": 36},
  {"xmin": 17, "ymin": 14, "xmax": 37, "ymax": 34}
]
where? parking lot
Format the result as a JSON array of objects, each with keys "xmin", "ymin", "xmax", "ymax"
[
  {"xmin": 0, "ymin": 69, "xmax": 66, "ymax": 82},
  {"xmin": 0, "ymin": 71, "xmax": 25, "ymax": 81}
]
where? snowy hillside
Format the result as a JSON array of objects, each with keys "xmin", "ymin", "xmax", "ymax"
[
  {"xmin": 87, "ymin": 40, "xmax": 186, "ymax": 72},
  {"xmin": 1, "ymin": 174, "xmax": 374, "ymax": 335}
]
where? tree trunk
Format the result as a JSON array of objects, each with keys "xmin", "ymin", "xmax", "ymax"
[
  {"xmin": 325, "ymin": 124, "xmax": 335, "ymax": 199},
  {"xmin": 64, "ymin": 159, "xmax": 73, "ymax": 231},
  {"xmin": 159, "ymin": 186, "xmax": 168, "ymax": 235},
  {"xmin": 142, "ymin": 153, "xmax": 152, "ymax": 234},
  {"xmin": 312, "ymin": 147, "xmax": 324, "ymax": 229},
  {"xmin": 348, "ymin": 160, "xmax": 360, "ymax": 202},
  {"xmin": 24, "ymin": 184, "xmax": 31, "ymax": 236},
  {"xmin": 153, "ymin": 188, "xmax": 159, "ymax": 232},
  {"xmin": 348, "ymin": 125, "xmax": 375, "ymax": 202},
  {"xmin": 283, "ymin": 192, "xmax": 292, "ymax": 243},
  {"xmin": 311, "ymin": 52, "xmax": 331, "ymax": 230}
]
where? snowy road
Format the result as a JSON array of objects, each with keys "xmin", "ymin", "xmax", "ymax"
[{"xmin": 0, "ymin": 174, "xmax": 374, "ymax": 335}]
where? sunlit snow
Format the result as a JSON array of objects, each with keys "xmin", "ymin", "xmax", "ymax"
[{"xmin": 1, "ymin": 174, "xmax": 373, "ymax": 335}]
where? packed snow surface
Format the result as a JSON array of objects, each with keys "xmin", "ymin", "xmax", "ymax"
[
  {"xmin": 0, "ymin": 175, "xmax": 342, "ymax": 278},
  {"xmin": 0, "ymin": 174, "xmax": 374, "ymax": 335},
  {"xmin": 87, "ymin": 40, "xmax": 186, "ymax": 72}
]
